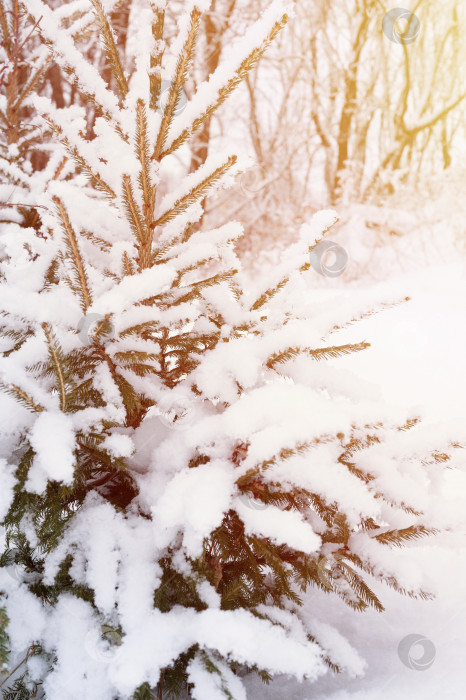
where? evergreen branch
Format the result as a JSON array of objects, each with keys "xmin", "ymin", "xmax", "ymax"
[
  {"xmin": 0, "ymin": 645, "xmax": 37, "ymax": 691},
  {"xmin": 45, "ymin": 117, "xmax": 116, "ymax": 198},
  {"xmin": 93, "ymin": 314, "xmax": 114, "ymax": 343},
  {"xmin": 35, "ymin": 33, "xmax": 114, "ymax": 124},
  {"xmin": 121, "ymin": 174, "xmax": 145, "ymax": 245},
  {"xmin": 172, "ymin": 269, "xmax": 237, "ymax": 304},
  {"xmin": 383, "ymin": 576, "xmax": 434, "ymax": 601},
  {"xmin": 0, "ymin": 3, "xmax": 10, "ymax": 56},
  {"xmin": 374, "ymin": 525, "xmax": 435, "ymax": 547},
  {"xmin": 329, "ymin": 297, "xmax": 411, "ymax": 336},
  {"xmin": 1, "ymin": 326, "xmax": 35, "ymax": 356},
  {"xmin": 12, "ymin": 56, "xmax": 51, "ymax": 113},
  {"xmin": 267, "ymin": 342, "xmax": 370, "ymax": 368},
  {"xmin": 160, "ymin": 14, "xmax": 288, "ymax": 159},
  {"xmin": 77, "ymin": 437, "xmax": 123, "ymax": 473},
  {"xmin": 371, "ymin": 488, "xmax": 423, "ymax": 516},
  {"xmin": 69, "ymin": 13, "xmax": 96, "ymax": 44},
  {"xmin": 135, "ymin": 100, "xmax": 154, "ymax": 221},
  {"xmin": 338, "ymin": 560, "xmax": 384, "ymax": 612},
  {"xmin": 150, "ymin": 221, "xmax": 199, "ymax": 265},
  {"xmin": 346, "ymin": 552, "xmax": 435, "ymax": 601},
  {"xmin": 340, "ymin": 434, "xmax": 380, "ymax": 459},
  {"xmin": 305, "ymin": 342, "xmax": 371, "ymax": 361},
  {"xmin": 41, "ymin": 322, "xmax": 67, "ymax": 412},
  {"xmin": 17, "ymin": 132, "xmax": 48, "ymax": 158},
  {"xmin": 151, "ymin": 155, "xmax": 237, "ymax": 230},
  {"xmin": 0, "ymin": 381, "xmax": 44, "ymax": 413},
  {"xmin": 152, "ymin": 7, "xmax": 202, "ymax": 161},
  {"xmin": 119, "ymin": 321, "xmax": 159, "ymax": 338},
  {"xmin": 172, "ymin": 254, "xmax": 226, "ymax": 287},
  {"xmin": 250, "ymin": 277, "xmax": 288, "ymax": 312},
  {"xmin": 79, "ymin": 228, "xmax": 112, "ymax": 252},
  {"xmin": 31, "ymin": 155, "xmax": 68, "ymax": 229},
  {"xmin": 149, "ymin": 6, "xmax": 165, "ymax": 110},
  {"xmin": 338, "ymin": 456, "xmax": 373, "ymax": 484},
  {"xmin": 397, "ymin": 417, "xmax": 421, "ymax": 431},
  {"xmin": 52, "ymin": 196, "xmax": 92, "ymax": 312},
  {"xmin": 52, "ymin": 155, "xmax": 68, "ymax": 181},
  {"xmin": 0, "ymin": 106, "xmax": 8, "ymax": 127},
  {"xmin": 90, "ymin": 0, "xmax": 128, "ymax": 100},
  {"xmin": 430, "ymin": 452, "xmax": 450, "ymax": 464},
  {"xmin": 249, "ymin": 215, "xmax": 341, "ymax": 314},
  {"xmin": 113, "ymin": 350, "xmax": 159, "ymax": 364},
  {"xmin": 122, "ymin": 251, "xmax": 134, "ymax": 276}
]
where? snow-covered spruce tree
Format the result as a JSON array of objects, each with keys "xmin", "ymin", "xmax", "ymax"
[
  {"xmin": 0, "ymin": 0, "xmax": 54, "ymax": 235},
  {"xmin": 0, "ymin": 1, "xmax": 456, "ymax": 698}
]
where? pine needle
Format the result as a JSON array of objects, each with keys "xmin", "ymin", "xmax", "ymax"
[
  {"xmin": 161, "ymin": 14, "xmax": 289, "ymax": 159},
  {"xmin": 151, "ymin": 155, "xmax": 237, "ymax": 230},
  {"xmin": 149, "ymin": 6, "xmax": 165, "ymax": 110},
  {"xmin": 374, "ymin": 525, "xmax": 436, "ymax": 547},
  {"xmin": 0, "ymin": 381, "xmax": 44, "ymax": 413},
  {"xmin": 121, "ymin": 174, "xmax": 146, "ymax": 249},
  {"xmin": 90, "ymin": 0, "xmax": 128, "ymax": 100},
  {"xmin": 46, "ymin": 118, "xmax": 116, "ymax": 198},
  {"xmin": 267, "ymin": 342, "xmax": 370, "ymax": 367},
  {"xmin": 41, "ymin": 322, "xmax": 67, "ymax": 412},
  {"xmin": 135, "ymin": 100, "xmax": 154, "ymax": 221},
  {"xmin": 152, "ymin": 7, "xmax": 202, "ymax": 161},
  {"xmin": 53, "ymin": 196, "xmax": 92, "ymax": 312}
]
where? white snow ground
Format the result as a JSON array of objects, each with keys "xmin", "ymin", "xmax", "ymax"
[{"xmin": 244, "ymin": 261, "xmax": 466, "ymax": 699}]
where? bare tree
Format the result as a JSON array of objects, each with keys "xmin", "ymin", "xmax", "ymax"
[{"xmin": 212, "ymin": 0, "xmax": 466, "ymax": 264}]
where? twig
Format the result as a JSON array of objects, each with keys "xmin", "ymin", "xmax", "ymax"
[
  {"xmin": 0, "ymin": 202, "xmax": 50, "ymax": 210},
  {"xmin": 0, "ymin": 645, "xmax": 36, "ymax": 689}
]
